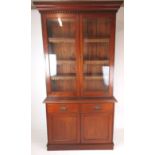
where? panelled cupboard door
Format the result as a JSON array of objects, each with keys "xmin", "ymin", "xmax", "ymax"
[
  {"xmin": 47, "ymin": 113, "xmax": 80, "ymax": 144},
  {"xmin": 81, "ymin": 113, "xmax": 113, "ymax": 143},
  {"xmin": 42, "ymin": 14, "xmax": 80, "ymax": 97},
  {"xmin": 80, "ymin": 14, "xmax": 115, "ymax": 97}
]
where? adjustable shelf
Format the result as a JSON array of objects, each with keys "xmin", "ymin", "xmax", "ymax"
[
  {"xmin": 48, "ymin": 38, "xmax": 75, "ymax": 43},
  {"xmin": 84, "ymin": 74, "xmax": 103, "ymax": 80},
  {"xmin": 57, "ymin": 60, "xmax": 76, "ymax": 64},
  {"xmin": 84, "ymin": 60, "xmax": 109, "ymax": 65},
  {"xmin": 85, "ymin": 76, "xmax": 103, "ymax": 80},
  {"xmin": 51, "ymin": 74, "xmax": 76, "ymax": 80},
  {"xmin": 84, "ymin": 38, "xmax": 109, "ymax": 43}
]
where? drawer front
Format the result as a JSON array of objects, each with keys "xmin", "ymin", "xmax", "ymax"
[
  {"xmin": 47, "ymin": 104, "xmax": 79, "ymax": 113},
  {"xmin": 81, "ymin": 103, "xmax": 113, "ymax": 113}
]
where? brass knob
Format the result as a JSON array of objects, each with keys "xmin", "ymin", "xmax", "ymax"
[
  {"xmin": 60, "ymin": 106, "xmax": 67, "ymax": 112},
  {"xmin": 94, "ymin": 104, "xmax": 101, "ymax": 110}
]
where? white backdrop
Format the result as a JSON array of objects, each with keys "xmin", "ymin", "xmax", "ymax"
[{"xmin": 31, "ymin": 7, "xmax": 124, "ymax": 154}]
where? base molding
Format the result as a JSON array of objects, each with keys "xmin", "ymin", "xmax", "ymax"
[{"xmin": 47, "ymin": 143, "xmax": 114, "ymax": 150}]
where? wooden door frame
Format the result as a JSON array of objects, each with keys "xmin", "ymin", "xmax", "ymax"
[
  {"xmin": 79, "ymin": 13, "xmax": 116, "ymax": 97},
  {"xmin": 41, "ymin": 13, "xmax": 81, "ymax": 97}
]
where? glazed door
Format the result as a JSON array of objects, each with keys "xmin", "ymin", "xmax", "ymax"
[
  {"xmin": 80, "ymin": 14, "xmax": 115, "ymax": 97},
  {"xmin": 44, "ymin": 14, "xmax": 80, "ymax": 96}
]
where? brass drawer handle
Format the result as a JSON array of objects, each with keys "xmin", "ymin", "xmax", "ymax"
[
  {"xmin": 94, "ymin": 104, "xmax": 101, "ymax": 110},
  {"xmin": 60, "ymin": 106, "xmax": 67, "ymax": 112}
]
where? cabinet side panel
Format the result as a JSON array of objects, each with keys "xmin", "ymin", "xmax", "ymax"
[
  {"xmin": 109, "ymin": 14, "xmax": 116, "ymax": 96},
  {"xmin": 41, "ymin": 13, "xmax": 51, "ymax": 94}
]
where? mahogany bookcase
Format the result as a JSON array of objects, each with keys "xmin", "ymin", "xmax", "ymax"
[{"xmin": 34, "ymin": 0, "xmax": 123, "ymax": 150}]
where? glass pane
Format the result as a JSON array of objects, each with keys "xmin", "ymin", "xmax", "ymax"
[
  {"xmin": 47, "ymin": 18, "xmax": 76, "ymax": 92},
  {"xmin": 83, "ymin": 17, "xmax": 111, "ymax": 93}
]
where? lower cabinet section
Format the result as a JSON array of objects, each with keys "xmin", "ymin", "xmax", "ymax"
[{"xmin": 46, "ymin": 102, "xmax": 114, "ymax": 150}]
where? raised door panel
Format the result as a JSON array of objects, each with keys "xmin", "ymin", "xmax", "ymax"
[
  {"xmin": 81, "ymin": 113, "xmax": 113, "ymax": 143},
  {"xmin": 47, "ymin": 113, "xmax": 80, "ymax": 144}
]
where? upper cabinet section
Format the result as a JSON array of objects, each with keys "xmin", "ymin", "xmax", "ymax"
[{"xmin": 34, "ymin": 1, "xmax": 123, "ymax": 97}]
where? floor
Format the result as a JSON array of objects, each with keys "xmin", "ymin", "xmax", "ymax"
[{"xmin": 31, "ymin": 128, "xmax": 124, "ymax": 155}]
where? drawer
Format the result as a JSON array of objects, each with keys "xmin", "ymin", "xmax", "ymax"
[
  {"xmin": 47, "ymin": 104, "xmax": 79, "ymax": 113},
  {"xmin": 81, "ymin": 103, "xmax": 113, "ymax": 113}
]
